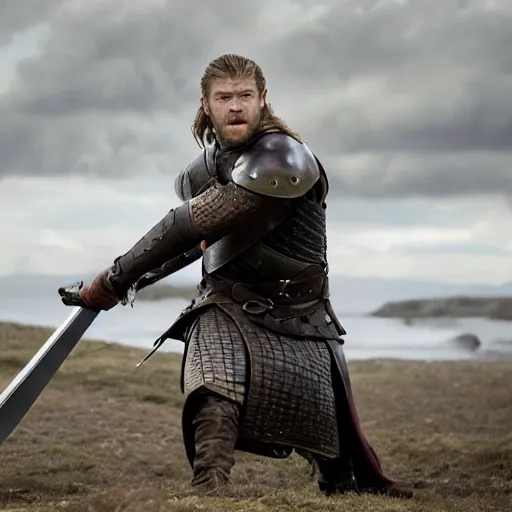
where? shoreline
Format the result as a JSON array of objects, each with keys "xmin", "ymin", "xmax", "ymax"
[{"xmin": 1, "ymin": 316, "xmax": 511, "ymax": 364}]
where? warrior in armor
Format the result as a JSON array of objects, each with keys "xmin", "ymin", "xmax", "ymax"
[{"xmin": 60, "ymin": 54, "xmax": 412, "ymax": 498}]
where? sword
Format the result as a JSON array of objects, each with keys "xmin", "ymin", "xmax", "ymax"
[
  {"xmin": 0, "ymin": 304, "xmax": 98, "ymax": 447},
  {"xmin": 0, "ymin": 245, "xmax": 203, "ymax": 448}
]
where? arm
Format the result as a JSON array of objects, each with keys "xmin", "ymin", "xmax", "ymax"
[
  {"xmin": 65, "ymin": 133, "xmax": 320, "ymax": 311},
  {"xmin": 73, "ymin": 182, "xmax": 284, "ymax": 310},
  {"xmin": 110, "ymin": 181, "xmax": 277, "ymax": 293},
  {"xmin": 134, "ymin": 245, "xmax": 204, "ymax": 292}
]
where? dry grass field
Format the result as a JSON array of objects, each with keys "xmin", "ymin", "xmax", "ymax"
[{"xmin": 0, "ymin": 321, "xmax": 511, "ymax": 511}]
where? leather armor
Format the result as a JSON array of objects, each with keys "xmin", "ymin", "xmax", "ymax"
[
  {"xmin": 109, "ymin": 129, "xmax": 332, "ymax": 304},
  {"xmin": 164, "ymin": 129, "xmax": 346, "ymax": 343}
]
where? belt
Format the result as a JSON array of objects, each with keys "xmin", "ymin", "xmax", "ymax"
[{"xmin": 203, "ymin": 268, "xmax": 327, "ymax": 316}]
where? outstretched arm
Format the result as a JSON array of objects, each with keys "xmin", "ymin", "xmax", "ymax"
[{"xmin": 71, "ymin": 182, "xmax": 285, "ymax": 310}]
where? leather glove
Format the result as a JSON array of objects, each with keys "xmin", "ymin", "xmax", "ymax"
[{"xmin": 59, "ymin": 269, "xmax": 120, "ymax": 311}]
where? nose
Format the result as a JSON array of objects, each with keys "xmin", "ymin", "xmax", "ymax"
[{"xmin": 229, "ymin": 98, "xmax": 243, "ymax": 112}]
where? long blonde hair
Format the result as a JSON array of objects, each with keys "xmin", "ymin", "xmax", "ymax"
[{"xmin": 192, "ymin": 54, "xmax": 302, "ymax": 148}]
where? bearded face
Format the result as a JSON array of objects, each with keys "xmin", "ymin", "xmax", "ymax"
[{"xmin": 201, "ymin": 77, "xmax": 266, "ymax": 148}]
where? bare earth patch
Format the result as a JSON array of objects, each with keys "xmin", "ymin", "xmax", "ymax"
[{"xmin": 0, "ymin": 321, "xmax": 511, "ymax": 511}]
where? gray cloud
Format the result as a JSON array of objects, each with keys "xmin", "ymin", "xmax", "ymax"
[
  {"xmin": 0, "ymin": 0, "xmax": 511, "ymax": 198},
  {"xmin": 400, "ymin": 244, "xmax": 512, "ymax": 257},
  {"xmin": 325, "ymin": 150, "xmax": 512, "ymax": 198},
  {"xmin": 0, "ymin": 0, "xmax": 63, "ymax": 44}
]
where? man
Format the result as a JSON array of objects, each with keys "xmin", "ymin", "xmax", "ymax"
[{"xmin": 60, "ymin": 54, "xmax": 411, "ymax": 498}]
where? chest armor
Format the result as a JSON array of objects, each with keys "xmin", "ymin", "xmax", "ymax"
[{"xmin": 174, "ymin": 131, "xmax": 329, "ymax": 279}]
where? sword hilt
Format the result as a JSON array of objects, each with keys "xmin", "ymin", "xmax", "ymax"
[{"xmin": 58, "ymin": 281, "xmax": 89, "ymax": 309}]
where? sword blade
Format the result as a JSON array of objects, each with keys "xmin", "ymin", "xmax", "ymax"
[{"xmin": 0, "ymin": 306, "xmax": 99, "ymax": 447}]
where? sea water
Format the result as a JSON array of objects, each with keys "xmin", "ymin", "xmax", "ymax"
[{"xmin": 0, "ymin": 280, "xmax": 510, "ymax": 362}]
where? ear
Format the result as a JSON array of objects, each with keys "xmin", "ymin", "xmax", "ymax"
[
  {"xmin": 200, "ymin": 96, "xmax": 210, "ymax": 116},
  {"xmin": 260, "ymin": 88, "xmax": 267, "ymax": 109}
]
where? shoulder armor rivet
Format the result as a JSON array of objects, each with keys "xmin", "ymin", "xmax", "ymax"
[
  {"xmin": 270, "ymin": 179, "xmax": 278, "ymax": 187},
  {"xmin": 249, "ymin": 172, "xmax": 257, "ymax": 180},
  {"xmin": 290, "ymin": 176, "xmax": 299, "ymax": 185}
]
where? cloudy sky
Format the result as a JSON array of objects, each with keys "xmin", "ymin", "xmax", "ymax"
[{"xmin": 1, "ymin": 0, "xmax": 511, "ymax": 285}]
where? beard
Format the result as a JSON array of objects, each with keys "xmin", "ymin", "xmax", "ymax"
[{"xmin": 213, "ymin": 110, "xmax": 263, "ymax": 149}]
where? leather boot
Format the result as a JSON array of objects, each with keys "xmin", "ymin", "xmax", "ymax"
[
  {"xmin": 315, "ymin": 454, "xmax": 413, "ymax": 498},
  {"xmin": 190, "ymin": 394, "xmax": 240, "ymax": 492},
  {"xmin": 314, "ymin": 443, "xmax": 359, "ymax": 496}
]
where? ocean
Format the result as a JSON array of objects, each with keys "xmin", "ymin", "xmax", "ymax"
[{"xmin": 0, "ymin": 274, "xmax": 510, "ymax": 362}]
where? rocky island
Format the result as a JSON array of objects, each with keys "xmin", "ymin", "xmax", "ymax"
[{"xmin": 371, "ymin": 296, "xmax": 512, "ymax": 321}]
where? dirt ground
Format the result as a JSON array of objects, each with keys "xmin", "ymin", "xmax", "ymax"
[{"xmin": 0, "ymin": 321, "xmax": 511, "ymax": 511}]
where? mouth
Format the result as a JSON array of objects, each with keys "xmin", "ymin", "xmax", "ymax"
[{"xmin": 227, "ymin": 119, "xmax": 247, "ymax": 126}]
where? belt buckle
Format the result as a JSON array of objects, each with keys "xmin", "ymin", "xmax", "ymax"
[{"xmin": 242, "ymin": 297, "xmax": 274, "ymax": 315}]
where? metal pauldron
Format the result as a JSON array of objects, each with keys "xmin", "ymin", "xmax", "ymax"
[{"xmin": 231, "ymin": 132, "xmax": 320, "ymax": 199}]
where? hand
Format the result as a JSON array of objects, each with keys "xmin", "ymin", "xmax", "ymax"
[
  {"xmin": 201, "ymin": 240, "xmax": 208, "ymax": 252},
  {"xmin": 58, "ymin": 269, "xmax": 120, "ymax": 311}
]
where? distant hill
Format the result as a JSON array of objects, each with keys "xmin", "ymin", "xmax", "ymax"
[
  {"xmin": 0, "ymin": 273, "xmax": 197, "ymax": 302},
  {"xmin": 325, "ymin": 275, "xmax": 512, "ymax": 314},
  {"xmin": 1, "ymin": 272, "xmax": 510, "ymax": 314},
  {"xmin": 135, "ymin": 283, "xmax": 197, "ymax": 301},
  {"xmin": 372, "ymin": 297, "xmax": 512, "ymax": 321}
]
